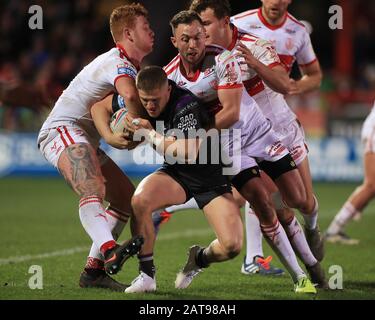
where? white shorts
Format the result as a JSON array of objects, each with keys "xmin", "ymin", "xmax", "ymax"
[
  {"xmin": 275, "ymin": 120, "xmax": 308, "ymax": 166},
  {"xmin": 222, "ymin": 120, "xmax": 290, "ymax": 175},
  {"xmin": 37, "ymin": 124, "xmax": 103, "ymax": 168}
]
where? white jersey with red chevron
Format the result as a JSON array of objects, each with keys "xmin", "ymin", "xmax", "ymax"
[
  {"xmin": 40, "ymin": 44, "xmax": 138, "ymax": 132},
  {"xmin": 228, "ymin": 26, "xmax": 296, "ymax": 129},
  {"xmin": 164, "ymin": 45, "xmax": 266, "ymax": 132},
  {"xmin": 231, "ymin": 8, "xmax": 317, "ymax": 73}
]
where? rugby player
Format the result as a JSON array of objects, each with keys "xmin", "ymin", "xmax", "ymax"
[{"xmin": 37, "ymin": 4, "xmax": 154, "ymax": 291}]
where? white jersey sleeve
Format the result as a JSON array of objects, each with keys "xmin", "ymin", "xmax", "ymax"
[
  {"xmin": 215, "ymin": 50, "xmax": 243, "ymax": 89},
  {"xmin": 103, "ymin": 57, "xmax": 138, "ymax": 87},
  {"xmin": 295, "ymin": 28, "xmax": 317, "ymax": 66}
]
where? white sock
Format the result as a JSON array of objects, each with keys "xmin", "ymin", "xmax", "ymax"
[
  {"xmin": 284, "ymin": 216, "xmax": 317, "ymax": 267},
  {"xmin": 261, "ymin": 220, "xmax": 306, "ymax": 283},
  {"xmin": 165, "ymin": 198, "xmax": 199, "ymax": 213},
  {"xmin": 301, "ymin": 195, "xmax": 319, "ymax": 230},
  {"xmin": 327, "ymin": 202, "xmax": 359, "ymax": 235},
  {"xmin": 78, "ymin": 196, "xmax": 114, "ymax": 251},
  {"xmin": 244, "ymin": 202, "xmax": 264, "ymax": 264},
  {"xmin": 88, "ymin": 206, "xmax": 130, "ymax": 260}
]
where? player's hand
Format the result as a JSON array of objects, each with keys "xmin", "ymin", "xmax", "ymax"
[
  {"xmin": 287, "ymin": 78, "xmax": 302, "ymax": 95},
  {"xmin": 105, "ymin": 132, "xmax": 134, "ymax": 150},
  {"xmin": 126, "ymin": 116, "xmax": 153, "ymax": 133},
  {"xmin": 236, "ymin": 42, "xmax": 257, "ymax": 69}
]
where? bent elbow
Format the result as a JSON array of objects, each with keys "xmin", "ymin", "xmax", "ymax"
[{"xmin": 232, "ymin": 110, "xmax": 240, "ymax": 124}]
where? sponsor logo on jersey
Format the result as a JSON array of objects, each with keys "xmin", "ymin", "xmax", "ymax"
[
  {"xmin": 177, "ymin": 80, "xmax": 187, "ymax": 87},
  {"xmin": 117, "ymin": 64, "xmax": 137, "ymax": 78},
  {"xmin": 177, "ymin": 113, "xmax": 198, "ymax": 131},
  {"xmin": 250, "ymin": 24, "xmax": 262, "ymax": 29},
  {"xmin": 285, "ymin": 28, "xmax": 296, "ymax": 34}
]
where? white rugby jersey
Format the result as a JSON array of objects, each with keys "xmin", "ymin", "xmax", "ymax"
[
  {"xmin": 40, "ymin": 44, "xmax": 138, "ymax": 131},
  {"xmin": 164, "ymin": 45, "xmax": 266, "ymax": 132},
  {"xmin": 229, "ymin": 25, "xmax": 296, "ymax": 129},
  {"xmin": 231, "ymin": 8, "xmax": 317, "ymax": 73}
]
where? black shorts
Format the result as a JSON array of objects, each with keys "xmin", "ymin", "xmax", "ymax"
[
  {"xmin": 157, "ymin": 166, "xmax": 232, "ymax": 209},
  {"xmin": 258, "ymin": 153, "xmax": 297, "ymax": 181}
]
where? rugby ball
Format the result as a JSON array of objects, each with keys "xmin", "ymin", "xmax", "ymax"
[{"xmin": 110, "ymin": 108, "xmax": 129, "ymax": 133}]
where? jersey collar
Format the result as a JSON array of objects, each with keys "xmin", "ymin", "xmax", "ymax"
[
  {"xmin": 116, "ymin": 43, "xmax": 140, "ymax": 70},
  {"xmin": 257, "ymin": 7, "xmax": 287, "ymax": 30}
]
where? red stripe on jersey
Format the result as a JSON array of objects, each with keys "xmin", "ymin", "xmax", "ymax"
[
  {"xmin": 243, "ymin": 76, "xmax": 265, "ymax": 96},
  {"xmin": 232, "ymin": 9, "xmax": 257, "ymax": 20},
  {"xmin": 164, "ymin": 55, "xmax": 180, "ymax": 71},
  {"xmin": 56, "ymin": 127, "xmax": 68, "ymax": 147},
  {"xmin": 217, "ymin": 83, "xmax": 243, "ymax": 90},
  {"xmin": 114, "ymin": 74, "xmax": 133, "ymax": 87},
  {"xmin": 165, "ymin": 63, "xmax": 179, "ymax": 76},
  {"xmin": 63, "ymin": 126, "xmax": 75, "ymax": 144},
  {"xmin": 287, "ymin": 14, "xmax": 306, "ymax": 28},
  {"xmin": 185, "ymin": 68, "xmax": 201, "ymax": 82},
  {"xmin": 278, "ymin": 54, "xmax": 295, "ymax": 72},
  {"xmin": 239, "ymin": 36, "xmax": 256, "ymax": 42},
  {"xmin": 298, "ymin": 58, "xmax": 317, "ymax": 68}
]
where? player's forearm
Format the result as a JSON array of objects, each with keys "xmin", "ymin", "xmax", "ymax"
[
  {"xmin": 91, "ymin": 103, "xmax": 114, "ymax": 142},
  {"xmin": 252, "ymin": 62, "xmax": 290, "ymax": 94},
  {"xmin": 215, "ymin": 107, "xmax": 240, "ymax": 130},
  {"xmin": 145, "ymin": 130, "xmax": 199, "ymax": 163},
  {"xmin": 295, "ymin": 72, "xmax": 322, "ymax": 93}
]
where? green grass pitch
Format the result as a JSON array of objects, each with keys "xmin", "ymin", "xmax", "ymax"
[{"xmin": 0, "ymin": 178, "xmax": 374, "ymax": 300}]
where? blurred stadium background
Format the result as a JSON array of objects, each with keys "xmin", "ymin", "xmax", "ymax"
[
  {"xmin": 1, "ymin": 0, "xmax": 375, "ymax": 300},
  {"xmin": 0, "ymin": 0, "xmax": 374, "ymax": 179}
]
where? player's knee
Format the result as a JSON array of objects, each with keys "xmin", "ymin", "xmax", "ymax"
[
  {"xmin": 363, "ymin": 182, "xmax": 375, "ymax": 197},
  {"xmin": 250, "ymin": 196, "xmax": 275, "ymax": 223},
  {"xmin": 283, "ymin": 189, "xmax": 307, "ymax": 211},
  {"xmin": 131, "ymin": 194, "xmax": 152, "ymax": 216},
  {"xmin": 226, "ymin": 241, "xmax": 242, "ymax": 259},
  {"xmin": 222, "ymin": 237, "xmax": 242, "ymax": 259}
]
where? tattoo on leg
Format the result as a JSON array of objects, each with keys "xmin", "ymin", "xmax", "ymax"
[{"xmin": 63, "ymin": 144, "xmax": 104, "ymax": 197}]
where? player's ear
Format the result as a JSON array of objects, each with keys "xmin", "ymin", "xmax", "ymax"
[
  {"xmin": 123, "ymin": 27, "xmax": 133, "ymax": 42},
  {"xmin": 223, "ymin": 16, "xmax": 230, "ymax": 26},
  {"xmin": 170, "ymin": 36, "xmax": 177, "ymax": 48}
]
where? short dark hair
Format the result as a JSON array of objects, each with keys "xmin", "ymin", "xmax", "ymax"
[
  {"xmin": 136, "ymin": 66, "xmax": 168, "ymax": 91},
  {"xmin": 169, "ymin": 10, "xmax": 203, "ymax": 35},
  {"xmin": 189, "ymin": 0, "xmax": 231, "ymax": 19}
]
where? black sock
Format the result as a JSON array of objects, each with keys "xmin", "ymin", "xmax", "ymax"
[
  {"xmin": 138, "ymin": 254, "xmax": 155, "ymax": 278},
  {"xmin": 196, "ymin": 247, "xmax": 210, "ymax": 268}
]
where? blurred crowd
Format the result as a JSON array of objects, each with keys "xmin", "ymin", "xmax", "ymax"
[{"xmin": 0, "ymin": 0, "xmax": 374, "ymax": 132}]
